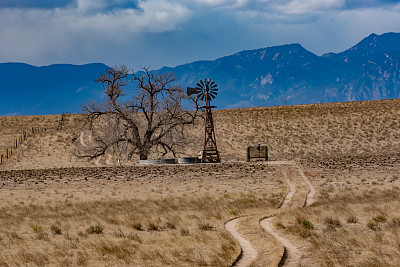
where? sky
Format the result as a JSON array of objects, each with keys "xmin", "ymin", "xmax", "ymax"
[{"xmin": 1, "ymin": 0, "xmax": 400, "ymax": 71}]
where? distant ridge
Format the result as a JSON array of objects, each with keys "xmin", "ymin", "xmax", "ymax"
[
  {"xmin": 0, "ymin": 63, "xmax": 108, "ymax": 115},
  {"xmin": 1, "ymin": 32, "xmax": 400, "ymax": 115},
  {"xmin": 157, "ymin": 32, "xmax": 400, "ymax": 109}
]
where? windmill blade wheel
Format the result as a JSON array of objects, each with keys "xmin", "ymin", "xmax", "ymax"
[{"xmin": 188, "ymin": 78, "xmax": 218, "ymax": 102}]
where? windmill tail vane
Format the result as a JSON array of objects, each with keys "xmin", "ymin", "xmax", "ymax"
[{"xmin": 187, "ymin": 78, "xmax": 221, "ymax": 163}]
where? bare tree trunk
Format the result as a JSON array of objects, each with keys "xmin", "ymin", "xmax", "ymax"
[{"xmin": 76, "ymin": 66, "xmax": 199, "ymax": 162}]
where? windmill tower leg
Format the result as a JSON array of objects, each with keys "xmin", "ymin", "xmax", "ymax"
[{"xmin": 202, "ymin": 101, "xmax": 220, "ymax": 163}]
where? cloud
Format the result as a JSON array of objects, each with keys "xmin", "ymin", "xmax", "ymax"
[
  {"xmin": 271, "ymin": 0, "xmax": 346, "ymax": 15},
  {"xmin": 194, "ymin": 0, "xmax": 249, "ymax": 7},
  {"xmin": 1, "ymin": 0, "xmax": 400, "ymax": 71},
  {"xmin": 0, "ymin": 0, "xmax": 191, "ymax": 63}
]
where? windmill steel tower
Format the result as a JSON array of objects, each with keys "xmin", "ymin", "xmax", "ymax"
[{"xmin": 187, "ymin": 79, "xmax": 221, "ymax": 163}]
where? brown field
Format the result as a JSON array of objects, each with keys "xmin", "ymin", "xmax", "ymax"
[{"xmin": 1, "ymin": 98, "xmax": 400, "ymax": 266}]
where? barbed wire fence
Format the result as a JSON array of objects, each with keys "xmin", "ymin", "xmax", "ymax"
[{"xmin": 0, "ymin": 126, "xmax": 47, "ymax": 165}]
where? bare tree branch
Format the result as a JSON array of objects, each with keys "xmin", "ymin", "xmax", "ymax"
[{"xmin": 76, "ymin": 65, "xmax": 199, "ymax": 161}]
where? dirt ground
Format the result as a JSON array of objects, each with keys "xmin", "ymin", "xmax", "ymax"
[{"xmin": 1, "ymin": 99, "xmax": 400, "ymax": 266}]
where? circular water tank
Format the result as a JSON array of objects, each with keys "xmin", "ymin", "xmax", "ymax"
[{"xmin": 178, "ymin": 157, "xmax": 200, "ymax": 164}]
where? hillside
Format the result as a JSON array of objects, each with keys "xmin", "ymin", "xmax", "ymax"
[
  {"xmin": 1, "ymin": 98, "xmax": 400, "ymax": 170},
  {"xmin": 1, "ymin": 100, "xmax": 400, "ymax": 266}
]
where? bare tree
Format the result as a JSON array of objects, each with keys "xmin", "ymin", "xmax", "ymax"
[{"xmin": 76, "ymin": 65, "xmax": 199, "ymax": 161}]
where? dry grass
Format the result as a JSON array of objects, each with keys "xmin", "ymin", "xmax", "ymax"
[
  {"xmin": 273, "ymin": 155, "xmax": 400, "ymax": 266},
  {"xmin": 2, "ymin": 99, "xmax": 400, "ymax": 265},
  {"xmin": 1, "ymin": 99, "xmax": 400, "ymax": 169},
  {"xmin": 0, "ymin": 163, "xmax": 284, "ymax": 266}
]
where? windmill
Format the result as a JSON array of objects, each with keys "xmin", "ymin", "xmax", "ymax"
[{"xmin": 187, "ymin": 79, "xmax": 221, "ymax": 163}]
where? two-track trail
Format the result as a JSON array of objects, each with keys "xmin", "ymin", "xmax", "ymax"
[
  {"xmin": 225, "ymin": 218, "xmax": 258, "ymax": 267},
  {"xmin": 225, "ymin": 161, "xmax": 315, "ymax": 267},
  {"xmin": 79, "ymin": 131, "xmax": 113, "ymax": 166}
]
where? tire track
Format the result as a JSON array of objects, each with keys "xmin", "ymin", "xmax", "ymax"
[
  {"xmin": 225, "ymin": 218, "xmax": 257, "ymax": 267},
  {"xmin": 277, "ymin": 170, "xmax": 295, "ymax": 209},
  {"xmin": 226, "ymin": 168, "xmax": 294, "ymax": 266},
  {"xmin": 260, "ymin": 217, "xmax": 301, "ymax": 267},
  {"xmin": 226, "ymin": 162, "xmax": 315, "ymax": 267},
  {"xmin": 79, "ymin": 132, "xmax": 87, "ymax": 147},
  {"xmin": 297, "ymin": 165, "xmax": 315, "ymax": 206},
  {"xmin": 259, "ymin": 168, "xmax": 300, "ymax": 267},
  {"xmin": 260, "ymin": 162, "xmax": 315, "ymax": 267}
]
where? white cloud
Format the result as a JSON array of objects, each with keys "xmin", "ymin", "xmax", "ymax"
[{"xmin": 193, "ymin": 0, "xmax": 249, "ymax": 8}]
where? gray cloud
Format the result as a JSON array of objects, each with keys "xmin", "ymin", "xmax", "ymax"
[{"xmin": 0, "ymin": 0, "xmax": 400, "ymax": 71}]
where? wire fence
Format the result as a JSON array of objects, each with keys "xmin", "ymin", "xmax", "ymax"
[{"xmin": 0, "ymin": 127, "xmax": 46, "ymax": 165}]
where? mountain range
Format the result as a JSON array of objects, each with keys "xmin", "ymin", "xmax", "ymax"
[{"xmin": 1, "ymin": 32, "xmax": 400, "ymax": 115}]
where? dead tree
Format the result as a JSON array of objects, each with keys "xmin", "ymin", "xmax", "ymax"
[{"xmin": 76, "ymin": 66, "xmax": 199, "ymax": 161}]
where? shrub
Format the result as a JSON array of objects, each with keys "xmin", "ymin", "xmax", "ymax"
[
  {"xmin": 373, "ymin": 215, "xmax": 387, "ymax": 223},
  {"xmin": 50, "ymin": 225, "xmax": 62, "ymax": 235},
  {"xmin": 114, "ymin": 229, "xmax": 125, "ymax": 238},
  {"xmin": 31, "ymin": 224, "xmax": 43, "ymax": 233},
  {"xmin": 346, "ymin": 215, "xmax": 358, "ymax": 223},
  {"xmin": 198, "ymin": 222, "xmax": 214, "ymax": 231},
  {"xmin": 86, "ymin": 225, "xmax": 104, "ymax": 234},
  {"xmin": 148, "ymin": 222, "xmax": 160, "ymax": 231},
  {"xmin": 324, "ymin": 217, "xmax": 341, "ymax": 230},
  {"xmin": 180, "ymin": 228, "xmax": 190, "ymax": 236},
  {"xmin": 165, "ymin": 221, "xmax": 176, "ymax": 230},
  {"xmin": 229, "ymin": 209, "xmax": 238, "ymax": 216},
  {"xmin": 367, "ymin": 220, "xmax": 380, "ymax": 231},
  {"xmin": 297, "ymin": 217, "xmax": 314, "ymax": 229},
  {"xmin": 132, "ymin": 222, "xmax": 143, "ymax": 231}
]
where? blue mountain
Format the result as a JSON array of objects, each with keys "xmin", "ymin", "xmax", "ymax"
[
  {"xmin": 1, "ymin": 32, "xmax": 400, "ymax": 115},
  {"xmin": 159, "ymin": 32, "xmax": 400, "ymax": 108},
  {"xmin": 0, "ymin": 63, "xmax": 108, "ymax": 115}
]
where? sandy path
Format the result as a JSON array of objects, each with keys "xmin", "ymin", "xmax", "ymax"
[
  {"xmin": 106, "ymin": 154, "xmax": 113, "ymax": 165},
  {"xmin": 259, "ymin": 162, "xmax": 314, "ymax": 267},
  {"xmin": 225, "ymin": 219, "xmax": 257, "ymax": 267},
  {"xmin": 225, "ymin": 161, "xmax": 315, "ymax": 267},
  {"xmin": 260, "ymin": 217, "xmax": 302, "ymax": 267},
  {"xmin": 278, "ymin": 170, "xmax": 295, "ymax": 209},
  {"xmin": 259, "ymin": 166, "xmax": 300, "ymax": 267},
  {"xmin": 226, "ymin": 163, "xmax": 296, "ymax": 267},
  {"xmin": 297, "ymin": 165, "xmax": 316, "ymax": 206},
  {"xmin": 94, "ymin": 155, "xmax": 101, "ymax": 166},
  {"xmin": 79, "ymin": 132, "xmax": 87, "ymax": 147}
]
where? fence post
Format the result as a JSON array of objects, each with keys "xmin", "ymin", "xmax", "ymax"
[
  {"xmin": 265, "ymin": 146, "xmax": 268, "ymax": 161},
  {"xmin": 246, "ymin": 147, "xmax": 250, "ymax": 162}
]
